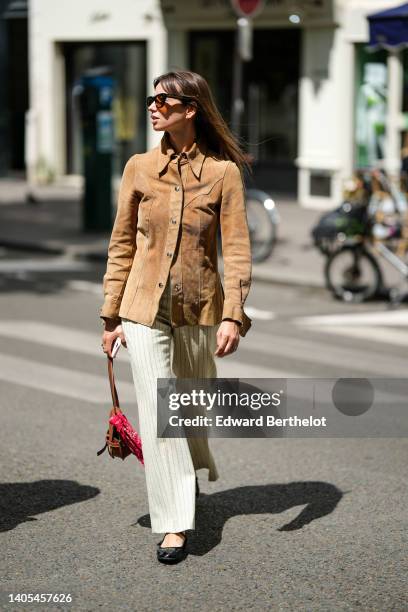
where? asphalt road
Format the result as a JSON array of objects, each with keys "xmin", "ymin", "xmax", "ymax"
[{"xmin": 0, "ymin": 250, "xmax": 407, "ymax": 611}]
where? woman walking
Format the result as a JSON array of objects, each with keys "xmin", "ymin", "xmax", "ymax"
[{"xmin": 100, "ymin": 70, "xmax": 252, "ymax": 564}]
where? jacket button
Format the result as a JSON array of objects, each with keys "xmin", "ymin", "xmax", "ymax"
[
  {"xmin": 158, "ymin": 282, "xmax": 164, "ymax": 288},
  {"xmin": 171, "ymin": 218, "xmax": 177, "ymax": 224},
  {"xmin": 175, "ymin": 284, "xmax": 180, "ymax": 290},
  {"xmin": 167, "ymin": 252, "xmax": 173, "ymax": 257},
  {"xmin": 175, "ymin": 185, "xmax": 180, "ymax": 191}
]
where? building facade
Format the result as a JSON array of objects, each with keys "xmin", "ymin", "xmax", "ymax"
[{"xmin": 24, "ymin": 0, "xmax": 408, "ymax": 208}]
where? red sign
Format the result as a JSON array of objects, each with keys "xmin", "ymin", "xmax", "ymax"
[{"xmin": 231, "ymin": 0, "xmax": 265, "ymax": 18}]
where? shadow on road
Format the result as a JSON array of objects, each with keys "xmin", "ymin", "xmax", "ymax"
[
  {"xmin": 137, "ymin": 481, "xmax": 345, "ymax": 555},
  {"xmin": 0, "ymin": 479, "xmax": 100, "ymax": 532},
  {"xmin": 0, "ymin": 269, "xmax": 104, "ymax": 296}
]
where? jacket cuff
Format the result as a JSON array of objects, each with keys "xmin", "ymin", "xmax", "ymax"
[
  {"xmin": 222, "ymin": 300, "xmax": 244, "ymax": 325},
  {"xmin": 99, "ymin": 295, "xmax": 121, "ymax": 321},
  {"xmin": 222, "ymin": 300, "xmax": 252, "ymax": 337}
]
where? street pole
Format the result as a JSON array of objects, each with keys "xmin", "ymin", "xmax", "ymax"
[
  {"xmin": 231, "ymin": 23, "xmax": 244, "ymax": 138},
  {"xmin": 231, "ymin": 17, "xmax": 253, "ymax": 139},
  {"xmin": 230, "ymin": 0, "xmax": 264, "ymax": 139}
]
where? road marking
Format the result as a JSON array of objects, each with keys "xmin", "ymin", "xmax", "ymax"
[
  {"xmin": 293, "ymin": 310, "xmax": 408, "ymax": 349},
  {"xmin": 294, "ymin": 310, "xmax": 408, "ymax": 327},
  {"xmin": 217, "ymin": 359, "xmax": 301, "ymax": 378},
  {"xmin": 245, "ymin": 306, "xmax": 276, "ymax": 320},
  {"xmin": 0, "ymin": 321, "xmax": 305, "ymax": 406},
  {"xmin": 0, "ymin": 321, "xmax": 298, "ymax": 375},
  {"xmin": 0, "ymin": 258, "xmax": 90, "ymax": 273},
  {"xmin": 66, "ymin": 280, "xmax": 103, "ymax": 295},
  {"xmin": 3, "ymin": 318, "xmax": 406, "ymax": 378},
  {"xmin": 246, "ymin": 329, "xmax": 408, "ymax": 377},
  {"xmin": 0, "ymin": 353, "xmax": 136, "ymax": 404},
  {"xmin": 299, "ymin": 325, "xmax": 408, "ymax": 348},
  {"xmin": 0, "ymin": 321, "xmax": 129, "ymax": 362}
]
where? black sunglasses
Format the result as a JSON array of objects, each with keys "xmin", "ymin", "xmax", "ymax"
[{"xmin": 146, "ymin": 92, "xmax": 197, "ymax": 109}]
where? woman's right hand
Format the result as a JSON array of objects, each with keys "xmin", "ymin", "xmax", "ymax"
[{"xmin": 101, "ymin": 320, "xmax": 127, "ymax": 358}]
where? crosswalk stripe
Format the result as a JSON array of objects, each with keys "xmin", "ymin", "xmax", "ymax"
[
  {"xmin": 0, "ymin": 321, "xmax": 298, "ymax": 375},
  {"xmin": 5, "ymin": 315, "xmax": 406, "ymax": 388},
  {"xmin": 244, "ymin": 306, "xmax": 276, "ymax": 320},
  {"xmin": 302, "ymin": 325, "xmax": 408, "ymax": 348},
  {"xmin": 0, "ymin": 320, "xmax": 302, "ymax": 375},
  {"xmin": 246, "ymin": 329, "xmax": 408, "ymax": 377},
  {"xmin": 216, "ymin": 359, "xmax": 301, "ymax": 378},
  {"xmin": 0, "ymin": 352, "xmax": 136, "ymax": 404},
  {"xmin": 0, "ymin": 321, "xmax": 129, "ymax": 362},
  {"xmin": 0, "ymin": 258, "xmax": 91, "ymax": 273},
  {"xmin": 2, "ymin": 318, "xmax": 406, "ymax": 378},
  {"xmin": 294, "ymin": 310, "xmax": 408, "ymax": 326},
  {"xmin": 0, "ymin": 322, "xmax": 301, "ymax": 401},
  {"xmin": 66, "ymin": 280, "xmax": 103, "ymax": 295}
]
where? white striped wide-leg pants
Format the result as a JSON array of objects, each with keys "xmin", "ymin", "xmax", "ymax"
[{"xmin": 121, "ymin": 276, "xmax": 219, "ymax": 534}]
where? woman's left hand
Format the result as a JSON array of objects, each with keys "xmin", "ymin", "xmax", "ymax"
[{"xmin": 215, "ymin": 320, "xmax": 240, "ymax": 357}]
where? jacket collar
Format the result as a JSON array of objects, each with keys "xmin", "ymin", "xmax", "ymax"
[{"xmin": 157, "ymin": 131, "xmax": 207, "ymax": 180}]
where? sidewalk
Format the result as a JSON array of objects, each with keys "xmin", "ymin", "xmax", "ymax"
[{"xmin": 0, "ymin": 179, "xmax": 326, "ymax": 289}]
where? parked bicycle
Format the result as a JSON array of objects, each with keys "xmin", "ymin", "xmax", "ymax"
[{"xmin": 311, "ymin": 168, "xmax": 408, "ymax": 303}]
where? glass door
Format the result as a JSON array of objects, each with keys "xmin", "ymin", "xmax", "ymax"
[{"xmin": 190, "ymin": 28, "xmax": 300, "ymax": 194}]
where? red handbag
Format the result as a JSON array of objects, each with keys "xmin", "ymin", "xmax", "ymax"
[{"xmin": 97, "ymin": 353, "xmax": 144, "ymax": 464}]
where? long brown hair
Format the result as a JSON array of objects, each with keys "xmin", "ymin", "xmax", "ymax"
[{"xmin": 153, "ymin": 69, "xmax": 252, "ymax": 178}]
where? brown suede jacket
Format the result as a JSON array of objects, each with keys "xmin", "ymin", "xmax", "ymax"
[{"xmin": 99, "ymin": 131, "xmax": 252, "ymax": 337}]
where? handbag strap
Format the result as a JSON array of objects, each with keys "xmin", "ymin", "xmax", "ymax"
[{"xmin": 107, "ymin": 356, "xmax": 120, "ymax": 411}]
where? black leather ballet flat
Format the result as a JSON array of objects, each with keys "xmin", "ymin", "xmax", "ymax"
[{"xmin": 157, "ymin": 532, "xmax": 188, "ymax": 564}]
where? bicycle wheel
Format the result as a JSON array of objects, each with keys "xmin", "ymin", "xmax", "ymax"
[
  {"xmin": 245, "ymin": 194, "xmax": 277, "ymax": 263},
  {"xmin": 325, "ymin": 245, "xmax": 383, "ymax": 302}
]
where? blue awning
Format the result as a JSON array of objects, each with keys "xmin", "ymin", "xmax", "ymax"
[{"xmin": 368, "ymin": 2, "xmax": 408, "ymax": 51}]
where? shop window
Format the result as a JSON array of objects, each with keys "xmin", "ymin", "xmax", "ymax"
[{"xmin": 354, "ymin": 43, "xmax": 388, "ymax": 169}]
